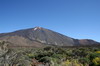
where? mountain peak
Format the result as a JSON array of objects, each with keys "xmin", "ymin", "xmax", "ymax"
[
  {"xmin": 33, "ymin": 27, "xmax": 42, "ymax": 30},
  {"xmin": 0, "ymin": 27, "xmax": 99, "ymax": 47}
]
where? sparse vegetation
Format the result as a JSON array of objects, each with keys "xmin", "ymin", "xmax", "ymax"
[{"xmin": 0, "ymin": 41, "xmax": 100, "ymax": 66}]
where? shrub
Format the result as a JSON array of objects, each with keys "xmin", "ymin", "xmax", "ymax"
[
  {"xmin": 92, "ymin": 57, "xmax": 100, "ymax": 66},
  {"xmin": 27, "ymin": 53, "xmax": 35, "ymax": 58},
  {"xmin": 39, "ymin": 56, "xmax": 51, "ymax": 63},
  {"xmin": 89, "ymin": 53, "xmax": 100, "ymax": 60},
  {"xmin": 96, "ymin": 51, "xmax": 100, "ymax": 54},
  {"xmin": 79, "ymin": 57, "xmax": 90, "ymax": 65}
]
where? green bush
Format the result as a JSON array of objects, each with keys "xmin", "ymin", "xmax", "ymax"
[
  {"xmin": 79, "ymin": 57, "xmax": 90, "ymax": 65},
  {"xmin": 39, "ymin": 56, "xmax": 51, "ymax": 63}
]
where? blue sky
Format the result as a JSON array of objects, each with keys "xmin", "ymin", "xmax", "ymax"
[{"xmin": 0, "ymin": 0, "xmax": 100, "ymax": 42}]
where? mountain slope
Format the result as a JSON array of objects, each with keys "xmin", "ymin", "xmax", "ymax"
[{"xmin": 0, "ymin": 27, "xmax": 99, "ymax": 47}]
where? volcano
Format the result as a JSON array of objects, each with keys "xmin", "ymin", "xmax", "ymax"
[{"xmin": 0, "ymin": 27, "xmax": 99, "ymax": 47}]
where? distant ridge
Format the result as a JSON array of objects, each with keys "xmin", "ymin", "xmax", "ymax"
[{"xmin": 0, "ymin": 27, "xmax": 99, "ymax": 47}]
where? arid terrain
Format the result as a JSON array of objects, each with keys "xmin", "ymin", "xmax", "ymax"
[
  {"xmin": 0, "ymin": 41, "xmax": 100, "ymax": 66},
  {"xmin": 0, "ymin": 27, "xmax": 100, "ymax": 66},
  {"xmin": 0, "ymin": 27, "xmax": 99, "ymax": 47}
]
